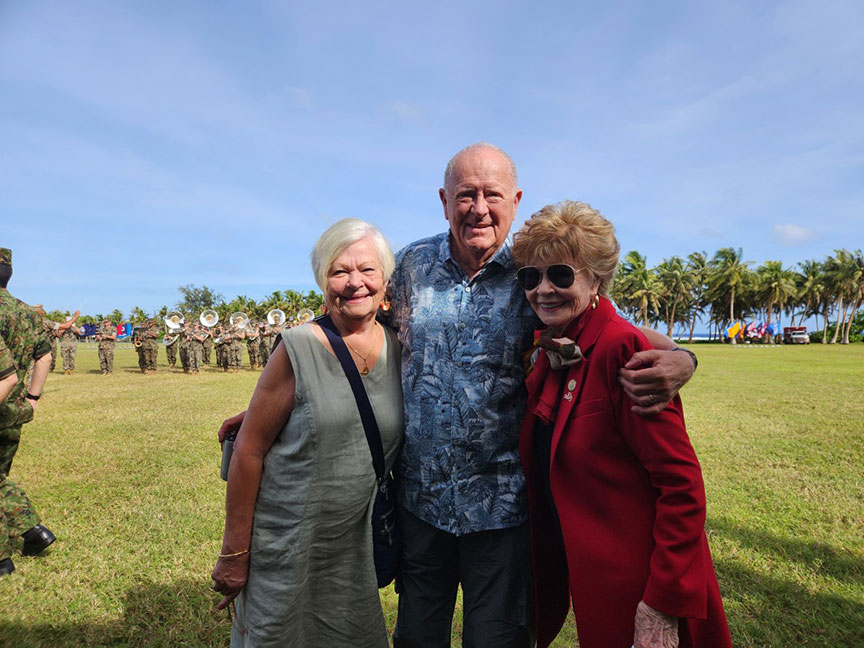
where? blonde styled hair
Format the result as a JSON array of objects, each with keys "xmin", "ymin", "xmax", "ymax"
[
  {"xmin": 512, "ymin": 200, "xmax": 620, "ymax": 296},
  {"xmin": 310, "ymin": 218, "xmax": 395, "ymax": 291}
]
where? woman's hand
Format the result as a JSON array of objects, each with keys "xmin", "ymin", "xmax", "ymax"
[
  {"xmin": 634, "ymin": 600, "xmax": 678, "ymax": 648},
  {"xmin": 218, "ymin": 410, "xmax": 247, "ymax": 444},
  {"xmin": 211, "ymin": 552, "xmax": 251, "ymax": 610}
]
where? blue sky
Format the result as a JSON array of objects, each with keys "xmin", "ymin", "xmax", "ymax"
[{"xmin": 2, "ymin": 0, "xmax": 862, "ymax": 318}]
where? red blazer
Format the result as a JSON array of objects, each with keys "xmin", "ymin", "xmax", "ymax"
[{"xmin": 520, "ymin": 298, "xmax": 731, "ymax": 648}]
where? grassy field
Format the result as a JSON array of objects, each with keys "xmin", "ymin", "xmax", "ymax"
[{"xmin": 1, "ymin": 343, "xmax": 862, "ymax": 647}]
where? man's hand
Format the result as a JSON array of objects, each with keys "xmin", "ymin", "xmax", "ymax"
[
  {"xmin": 25, "ymin": 396, "xmax": 38, "ymax": 413},
  {"xmin": 218, "ymin": 410, "xmax": 247, "ymax": 445},
  {"xmin": 618, "ymin": 349, "xmax": 695, "ymax": 416},
  {"xmin": 634, "ymin": 600, "xmax": 679, "ymax": 648}
]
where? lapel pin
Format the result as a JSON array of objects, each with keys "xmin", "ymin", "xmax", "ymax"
[{"xmin": 567, "ymin": 379, "xmax": 577, "ymax": 391}]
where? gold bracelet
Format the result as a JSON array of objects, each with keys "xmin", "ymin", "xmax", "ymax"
[{"xmin": 219, "ymin": 549, "xmax": 250, "ymax": 558}]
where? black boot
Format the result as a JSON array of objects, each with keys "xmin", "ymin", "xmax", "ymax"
[
  {"xmin": 0, "ymin": 558, "xmax": 14, "ymax": 575},
  {"xmin": 21, "ymin": 524, "xmax": 56, "ymax": 556}
]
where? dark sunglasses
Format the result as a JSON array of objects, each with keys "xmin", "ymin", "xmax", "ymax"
[{"xmin": 515, "ymin": 264, "xmax": 584, "ymax": 291}]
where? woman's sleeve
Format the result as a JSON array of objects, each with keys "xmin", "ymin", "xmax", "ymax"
[{"xmin": 605, "ymin": 329, "xmax": 710, "ymax": 619}]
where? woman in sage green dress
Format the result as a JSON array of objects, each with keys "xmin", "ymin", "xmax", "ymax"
[{"xmin": 211, "ymin": 218, "xmax": 403, "ymax": 647}]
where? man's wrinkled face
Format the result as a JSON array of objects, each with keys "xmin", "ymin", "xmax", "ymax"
[{"xmin": 440, "ymin": 148, "xmax": 522, "ymax": 266}]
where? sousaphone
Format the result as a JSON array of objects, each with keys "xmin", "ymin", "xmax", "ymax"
[
  {"xmin": 200, "ymin": 309, "xmax": 219, "ymax": 328},
  {"xmin": 267, "ymin": 308, "xmax": 286, "ymax": 326},
  {"xmin": 165, "ymin": 312, "xmax": 184, "ymax": 331},
  {"xmin": 296, "ymin": 308, "xmax": 315, "ymax": 324},
  {"xmin": 229, "ymin": 312, "xmax": 249, "ymax": 330}
]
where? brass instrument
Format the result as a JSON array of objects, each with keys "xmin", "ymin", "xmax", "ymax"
[
  {"xmin": 267, "ymin": 309, "xmax": 286, "ymax": 326},
  {"xmin": 296, "ymin": 308, "xmax": 315, "ymax": 324},
  {"xmin": 162, "ymin": 333, "xmax": 179, "ymax": 346},
  {"xmin": 229, "ymin": 312, "xmax": 249, "ymax": 330},
  {"xmin": 165, "ymin": 312, "xmax": 184, "ymax": 331},
  {"xmin": 132, "ymin": 326, "xmax": 144, "ymax": 348},
  {"xmin": 200, "ymin": 309, "xmax": 219, "ymax": 328}
]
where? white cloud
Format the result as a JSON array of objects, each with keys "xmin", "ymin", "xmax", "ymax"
[
  {"xmin": 390, "ymin": 101, "xmax": 425, "ymax": 122},
  {"xmin": 774, "ymin": 224, "xmax": 817, "ymax": 246}
]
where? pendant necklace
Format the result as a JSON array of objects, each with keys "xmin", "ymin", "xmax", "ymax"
[{"xmin": 344, "ymin": 324, "xmax": 378, "ymax": 376}]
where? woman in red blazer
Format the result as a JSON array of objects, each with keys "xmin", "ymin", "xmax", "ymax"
[{"xmin": 512, "ymin": 201, "xmax": 732, "ymax": 648}]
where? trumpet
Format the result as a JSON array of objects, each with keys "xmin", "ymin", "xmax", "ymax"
[
  {"xmin": 200, "ymin": 309, "xmax": 219, "ymax": 328},
  {"xmin": 165, "ymin": 312, "xmax": 184, "ymax": 331}
]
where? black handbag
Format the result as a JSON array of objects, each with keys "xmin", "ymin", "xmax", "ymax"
[{"xmin": 318, "ymin": 315, "xmax": 401, "ymax": 588}]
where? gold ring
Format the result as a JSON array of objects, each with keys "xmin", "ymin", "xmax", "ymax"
[{"xmin": 648, "ymin": 394, "xmax": 656, "ymax": 404}]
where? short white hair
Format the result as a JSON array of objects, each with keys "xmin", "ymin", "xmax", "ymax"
[{"xmin": 310, "ymin": 218, "xmax": 396, "ymax": 291}]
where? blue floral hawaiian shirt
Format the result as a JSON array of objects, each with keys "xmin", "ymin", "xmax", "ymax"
[{"xmin": 390, "ymin": 232, "xmax": 540, "ymax": 535}]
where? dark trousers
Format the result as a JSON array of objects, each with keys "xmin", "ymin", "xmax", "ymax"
[{"xmin": 393, "ymin": 510, "xmax": 534, "ymax": 648}]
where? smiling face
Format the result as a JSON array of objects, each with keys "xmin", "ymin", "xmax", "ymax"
[
  {"xmin": 440, "ymin": 147, "xmax": 522, "ymax": 274},
  {"xmin": 325, "ymin": 238, "xmax": 387, "ymax": 322},
  {"xmin": 524, "ymin": 260, "xmax": 600, "ymax": 331}
]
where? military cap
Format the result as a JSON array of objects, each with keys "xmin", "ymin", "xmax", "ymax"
[{"xmin": 0, "ymin": 247, "xmax": 11, "ymax": 265}]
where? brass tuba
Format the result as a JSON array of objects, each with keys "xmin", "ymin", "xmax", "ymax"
[
  {"xmin": 165, "ymin": 312, "xmax": 184, "ymax": 331},
  {"xmin": 267, "ymin": 309, "xmax": 286, "ymax": 326},
  {"xmin": 229, "ymin": 312, "xmax": 249, "ymax": 330},
  {"xmin": 200, "ymin": 309, "xmax": 219, "ymax": 328},
  {"xmin": 296, "ymin": 308, "xmax": 315, "ymax": 324}
]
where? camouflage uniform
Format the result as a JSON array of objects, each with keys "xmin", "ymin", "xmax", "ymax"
[
  {"xmin": 245, "ymin": 326, "xmax": 261, "ymax": 369},
  {"xmin": 259, "ymin": 324, "xmax": 271, "ymax": 367},
  {"xmin": 179, "ymin": 327, "xmax": 190, "ymax": 373},
  {"xmin": 188, "ymin": 327, "xmax": 204, "ymax": 373},
  {"xmin": 202, "ymin": 331, "xmax": 212, "ymax": 365},
  {"xmin": 59, "ymin": 326, "xmax": 79, "ymax": 373},
  {"xmin": 97, "ymin": 322, "xmax": 116, "ymax": 374},
  {"xmin": 142, "ymin": 323, "xmax": 160, "ymax": 372},
  {"xmin": 229, "ymin": 329, "xmax": 244, "ymax": 372},
  {"xmin": 165, "ymin": 333, "xmax": 178, "ymax": 367},
  {"xmin": 134, "ymin": 328, "xmax": 146, "ymax": 372},
  {"xmin": 42, "ymin": 320, "xmax": 59, "ymax": 372},
  {"xmin": 0, "ymin": 284, "xmax": 51, "ymax": 561}
]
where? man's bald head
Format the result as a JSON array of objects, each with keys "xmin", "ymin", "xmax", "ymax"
[{"xmin": 443, "ymin": 143, "xmax": 518, "ymax": 194}]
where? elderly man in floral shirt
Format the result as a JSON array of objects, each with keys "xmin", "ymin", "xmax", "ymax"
[{"xmin": 389, "ymin": 144, "xmax": 696, "ymax": 648}]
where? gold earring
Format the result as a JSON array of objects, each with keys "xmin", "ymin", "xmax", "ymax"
[{"xmin": 591, "ymin": 294, "xmax": 599, "ymax": 309}]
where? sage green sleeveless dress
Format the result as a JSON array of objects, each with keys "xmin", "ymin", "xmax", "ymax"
[{"xmin": 232, "ymin": 324, "xmax": 403, "ymax": 648}]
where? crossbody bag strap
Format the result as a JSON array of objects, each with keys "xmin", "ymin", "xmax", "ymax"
[{"xmin": 317, "ymin": 315, "xmax": 386, "ymax": 480}]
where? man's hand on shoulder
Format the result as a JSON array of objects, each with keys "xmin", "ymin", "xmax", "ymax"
[{"xmin": 618, "ymin": 348, "xmax": 696, "ymax": 416}]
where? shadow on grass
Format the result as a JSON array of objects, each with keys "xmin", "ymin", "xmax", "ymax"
[
  {"xmin": 708, "ymin": 517, "xmax": 864, "ymax": 646},
  {"xmin": 708, "ymin": 516, "xmax": 864, "ymax": 583},
  {"xmin": 0, "ymin": 580, "xmax": 230, "ymax": 648}
]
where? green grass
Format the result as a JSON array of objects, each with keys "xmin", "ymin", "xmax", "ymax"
[{"xmin": 1, "ymin": 343, "xmax": 862, "ymax": 647}]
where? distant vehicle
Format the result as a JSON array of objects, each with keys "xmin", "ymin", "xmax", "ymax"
[{"xmin": 783, "ymin": 326, "xmax": 810, "ymax": 344}]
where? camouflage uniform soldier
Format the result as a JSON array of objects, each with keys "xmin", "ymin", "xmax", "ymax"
[
  {"xmin": 179, "ymin": 323, "xmax": 191, "ymax": 373},
  {"xmin": 0, "ymin": 247, "xmax": 71, "ymax": 575},
  {"xmin": 245, "ymin": 322, "xmax": 261, "ymax": 369},
  {"xmin": 34, "ymin": 310, "xmax": 59, "ymax": 372},
  {"xmin": 164, "ymin": 331, "xmax": 178, "ymax": 368},
  {"xmin": 188, "ymin": 325, "xmax": 205, "ymax": 374},
  {"xmin": 229, "ymin": 327, "xmax": 245, "ymax": 373},
  {"xmin": 213, "ymin": 326, "xmax": 227, "ymax": 371},
  {"xmin": 142, "ymin": 321, "xmax": 160, "ymax": 373},
  {"xmin": 59, "ymin": 324, "xmax": 82, "ymax": 374},
  {"xmin": 202, "ymin": 328, "xmax": 212, "ymax": 365},
  {"xmin": 134, "ymin": 326, "xmax": 146, "ymax": 372},
  {"xmin": 97, "ymin": 319, "xmax": 117, "ymax": 374},
  {"xmin": 259, "ymin": 323, "xmax": 271, "ymax": 367}
]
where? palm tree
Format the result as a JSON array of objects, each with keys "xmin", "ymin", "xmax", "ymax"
[
  {"xmin": 656, "ymin": 256, "xmax": 692, "ymax": 338},
  {"xmin": 756, "ymin": 261, "xmax": 797, "ymax": 343},
  {"xmin": 826, "ymin": 249, "xmax": 860, "ymax": 344},
  {"xmin": 684, "ymin": 252, "xmax": 709, "ymax": 342},
  {"xmin": 795, "ymin": 260, "xmax": 826, "ymax": 330},
  {"xmin": 616, "ymin": 251, "xmax": 660, "ymax": 327},
  {"xmin": 708, "ymin": 247, "xmax": 751, "ymax": 344},
  {"xmin": 838, "ymin": 249, "xmax": 864, "ymax": 344}
]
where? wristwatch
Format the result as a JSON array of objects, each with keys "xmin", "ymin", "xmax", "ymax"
[{"xmin": 672, "ymin": 346, "xmax": 698, "ymax": 370}]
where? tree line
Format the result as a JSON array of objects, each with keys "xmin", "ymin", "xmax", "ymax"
[
  {"xmin": 42, "ymin": 247, "xmax": 864, "ymax": 345},
  {"xmin": 610, "ymin": 247, "xmax": 864, "ymax": 344}
]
